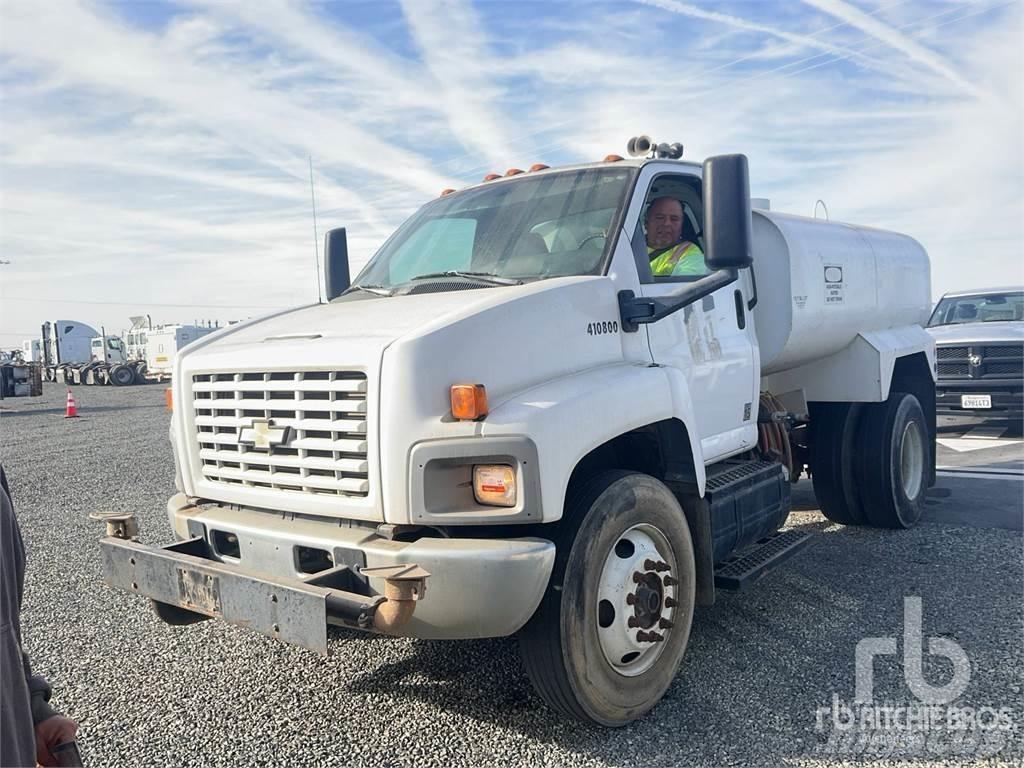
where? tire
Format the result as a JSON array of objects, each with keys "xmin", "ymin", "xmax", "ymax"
[
  {"xmin": 518, "ymin": 471, "xmax": 696, "ymax": 726},
  {"xmin": 110, "ymin": 364, "xmax": 134, "ymax": 386},
  {"xmin": 855, "ymin": 392, "xmax": 929, "ymax": 529},
  {"xmin": 809, "ymin": 403, "xmax": 866, "ymax": 525}
]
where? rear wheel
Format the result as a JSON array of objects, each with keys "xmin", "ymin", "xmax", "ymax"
[
  {"xmin": 809, "ymin": 403, "xmax": 866, "ymax": 525},
  {"xmin": 110, "ymin": 364, "xmax": 134, "ymax": 386},
  {"xmin": 518, "ymin": 471, "xmax": 696, "ymax": 726},
  {"xmin": 855, "ymin": 393, "xmax": 929, "ymax": 529}
]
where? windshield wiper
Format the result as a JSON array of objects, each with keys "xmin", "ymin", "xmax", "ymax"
[
  {"xmin": 405, "ymin": 270, "xmax": 523, "ymax": 286},
  {"xmin": 343, "ymin": 283, "xmax": 393, "ymax": 297}
]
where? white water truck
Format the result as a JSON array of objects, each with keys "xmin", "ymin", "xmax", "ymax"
[{"xmin": 96, "ymin": 139, "xmax": 934, "ymax": 725}]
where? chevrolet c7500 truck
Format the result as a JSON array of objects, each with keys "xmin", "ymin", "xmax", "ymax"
[{"xmin": 97, "ymin": 139, "xmax": 935, "ymax": 726}]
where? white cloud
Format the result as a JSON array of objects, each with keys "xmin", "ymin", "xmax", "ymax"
[{"xmin": 0, "ymin": 0, "xmax": 1021, "ymax": 343}]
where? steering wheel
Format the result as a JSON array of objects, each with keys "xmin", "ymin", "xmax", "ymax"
[{"xmin": 577, "ymin": 232, "xmax": 606, "ymax": 250}]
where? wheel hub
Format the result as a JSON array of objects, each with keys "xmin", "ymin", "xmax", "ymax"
[{"xmin": 596, "ymin": 524, "xmax": 679, "ymax": 677}]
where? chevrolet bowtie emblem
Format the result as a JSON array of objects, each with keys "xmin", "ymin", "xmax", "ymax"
[{"xmin": 238, "ymin": 418, "xmax": 292, "ymax": 450}]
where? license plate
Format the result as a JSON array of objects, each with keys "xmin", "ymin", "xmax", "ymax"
[
  {"xmin": 176, "ymin": 567, "xmax": 222, "ymax": 614},
  {"xmin": 961, "ymin": 395, "xmax": 992, "ymax": 409}
]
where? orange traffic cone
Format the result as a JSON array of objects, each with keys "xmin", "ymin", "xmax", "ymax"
[{"xmin": 64, "ymin": 389, "xmax": 79, "ymax": 419}]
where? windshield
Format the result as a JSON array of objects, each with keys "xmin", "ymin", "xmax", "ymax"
[
  {"xmin": 928, "ymin": 292, "xmax": 1024, "ymax": 326},
  {"xmin": 350, "ymin": 167, "xmax": 636, "ymax": 293}
]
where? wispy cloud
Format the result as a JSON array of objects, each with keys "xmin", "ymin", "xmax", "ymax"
[
  {"xmin": 0, "ymin": 0, "xmax": 1020, "ymax": 340},
  {"xmin": 801, "ymin": 0, "xmax": 984, "ymax": 96},
  {"xmin": 398, "ymin": 0, "xmax": 520, "ymax": 168}
]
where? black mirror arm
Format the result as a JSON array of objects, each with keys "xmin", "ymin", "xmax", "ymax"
[{"xmin": 618, "ymin": 268, "xmax": 739, "ymax": 333}]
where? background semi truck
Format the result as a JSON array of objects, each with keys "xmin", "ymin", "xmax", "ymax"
[
  {"xmin": 31, "ymin": 319, "xmax": 217, "ymax": 386},
  {"xmin": 97, "ymin": 141, "xmax": 935, "ymax": 726}
]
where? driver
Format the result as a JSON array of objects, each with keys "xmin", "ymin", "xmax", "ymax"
[{"xmin": 645, "ymin": 196, "xmax": 706, "ymax": 277}]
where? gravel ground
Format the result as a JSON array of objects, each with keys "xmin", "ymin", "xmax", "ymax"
[{"xmin": 1, "ymin": 384, "xmax": 1021, "ymax": 767}]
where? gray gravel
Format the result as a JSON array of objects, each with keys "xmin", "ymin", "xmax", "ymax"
[{"xmin": 1, "ymin": 384, "xmax": 1022, "ymax": 767}]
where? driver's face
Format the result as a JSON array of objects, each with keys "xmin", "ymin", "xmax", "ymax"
[{"xmin": 646, "ymin": 198, "xmax": 684, "ymax": 250}]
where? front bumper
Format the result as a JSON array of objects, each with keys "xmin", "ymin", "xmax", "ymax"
[
  {"xmin": 935, "ymin": 378, "xmax": 1023, "ymax": 416},
  {"xmin": 98, "ymin": 494, "xmax": 555, "ymax": 652}
]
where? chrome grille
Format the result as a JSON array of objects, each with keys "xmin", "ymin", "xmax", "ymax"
[
  {"xmin": 984, "ymin": 361, "xmax": 1022, "ymax": 377},
  {"xmin": 192, "ymin": 371, "xmax": 369, "ymax": 497},
  {"xmin": 983, "ymin": 344, "xmax": 1023, "ymax": 360},
  {"xmin": 936, "ymin": 346, "xmax": 968, "ymax": 360},
  {"xmin": 937, "ymin": 363, "xmax": 969, "ymax": 377}
]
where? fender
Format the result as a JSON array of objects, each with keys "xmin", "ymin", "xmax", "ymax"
[
  {"xmin": 761, "ymin": 325, "xmax": 936, "ymax": 403},
  {"xmin": 482, "ymin": 362, "xmax": 708, "ymax": 523}
]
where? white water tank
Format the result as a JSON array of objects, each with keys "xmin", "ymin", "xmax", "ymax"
[{"xmin": 751, "ymin": 209, "xmax": 930, "ymax": 375}]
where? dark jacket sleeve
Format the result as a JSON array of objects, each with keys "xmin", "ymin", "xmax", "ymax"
[
  {"xmin": 1, "ymin": 464, "xmax": 60, "ymax": 728},
  {"xmin": 22, "ymin": 649, "xmax": 58, "ymax": 724}
]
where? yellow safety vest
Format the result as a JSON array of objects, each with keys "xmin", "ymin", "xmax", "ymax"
[{"xmin": 648, "ymin": 242, "xmax": 707, "ymax": 277}]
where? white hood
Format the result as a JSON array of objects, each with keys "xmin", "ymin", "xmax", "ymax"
[
  {"xmin": 172, "ymin": 279, "xmax": 620, "ymax": 523},
  {"xmin": 180, "ymin": 289, "xmax": 518, "ymax": 373}
]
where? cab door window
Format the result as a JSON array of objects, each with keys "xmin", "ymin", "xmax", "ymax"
[{"xmin": 632, "ymin": 174, "xmax": 709, "ymax": 283}]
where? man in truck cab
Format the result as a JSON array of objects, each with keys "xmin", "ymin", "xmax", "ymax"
[{"xmin": 645, "ymin": 196, "xmax": 707, "ymax": 277}]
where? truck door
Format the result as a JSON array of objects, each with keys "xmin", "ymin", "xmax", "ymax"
[{"xmin": 630, "ymin": 167, "xmax": 759, "ymax": 462}]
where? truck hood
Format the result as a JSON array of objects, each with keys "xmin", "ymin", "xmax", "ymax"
[
  {"xmin": 927, "ymin": 321, "xmax": 1024, "ymax": 345},
  {"xmin": 178, "ymin": 288, "xmax": 523, "ymax": 372},
  {"xmin": 173, "ymin": 276, "xmax": 630, "ymax": 524}
]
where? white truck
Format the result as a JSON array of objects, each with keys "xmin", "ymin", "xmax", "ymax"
[
  {"xmin": 97, "ymin": 142, "xmax": 935, "ymax": 726},
  {"xmin": 38, "ymin": 321, "xmax": 146, "ymax": 386}
]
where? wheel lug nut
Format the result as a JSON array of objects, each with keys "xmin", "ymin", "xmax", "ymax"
[
  {"xmin": 664, "ymin": 596, "xmax": 678, "ymax": 608},
  {"xmin": 625, "ymin": 593, "xmax": 637, "ymax": 605},
  {"xmin": 663, "ymin": 575, "xmax": 678, "ymax": 587},
  {"xmin": 637, "ymin": 630, "xmax": 665, "ymax": 643},
  {"xmin": 659, "ymin": 618, "xmax": 674, "ymax": 630},
  {"xmin": 632, "ymin": 571, "xmax": 645, "ymax": 584},
  {"xmin": 644, "ymin": 559, "xmax": 670, "ymax": 572},
  {"xmin": 627, "ymin": 616, "xmax": 640, "ymax": 628}
]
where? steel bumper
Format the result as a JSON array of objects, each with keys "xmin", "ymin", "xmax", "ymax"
[
  {"xmin": 99, "ymin": 536, "xmax": 390, "ymax": 654},
  {"xmin": 98, "ymin": 494, "xmax": 557, "ymax": 651}
]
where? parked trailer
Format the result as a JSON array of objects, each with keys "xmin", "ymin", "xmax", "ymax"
[
  {"xmin": 143, "ymin": 324, "xmax": 218, "ymax": 381},
  {"xmin": 0, "ymin": 356, "xmax": 43, "ymax": 398}
]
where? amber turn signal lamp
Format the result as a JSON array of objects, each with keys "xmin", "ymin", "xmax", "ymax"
[{"xmin": 451, "ymin": 384, "xmax": 488, "ymax": 420}]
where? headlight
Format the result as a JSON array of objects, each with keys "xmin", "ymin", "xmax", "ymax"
[{"xmin": 473, "ymin": 465, "xmax": 516, "ymax": 507}]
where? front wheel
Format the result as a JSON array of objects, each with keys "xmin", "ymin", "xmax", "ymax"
[{"xmin": 518, "ymin": 471, "xmax": 696, "ymax": 726}]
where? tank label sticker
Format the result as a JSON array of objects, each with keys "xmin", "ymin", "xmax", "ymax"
[{"xmin": 824, "ymin": 265, "xmax": 845, "ymax": 304}]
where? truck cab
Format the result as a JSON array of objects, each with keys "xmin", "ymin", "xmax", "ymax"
[
  {"xmin": 91, "ymin": 335, "xmax": 127, "ymax": 364},
  {"xmin": 98, "ymin": 144, "xmax": 936, "ymax": 726}
]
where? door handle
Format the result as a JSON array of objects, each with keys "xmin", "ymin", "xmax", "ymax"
[{"xmin": 734, "ymin": 290, "xmax": 746, "ymax": 329}]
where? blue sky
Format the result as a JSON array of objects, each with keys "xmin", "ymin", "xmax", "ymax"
[{"xmin": 1, "ymin": 0, "xmax": 1022, "ymax": 342}]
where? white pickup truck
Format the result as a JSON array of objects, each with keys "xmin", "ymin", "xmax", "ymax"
[{"xmin": 98, "ymin": 141, "xmax": 935, "ymax": 726}]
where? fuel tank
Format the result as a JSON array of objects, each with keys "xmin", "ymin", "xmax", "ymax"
[{"xmin": 750, "ymin": 210, "xmax": 930, "ymax": 375}]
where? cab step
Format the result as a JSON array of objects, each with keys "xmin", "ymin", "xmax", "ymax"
[{"xmin": 713, "ymin": 530, "xmax": 813, "ymax": 590}]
